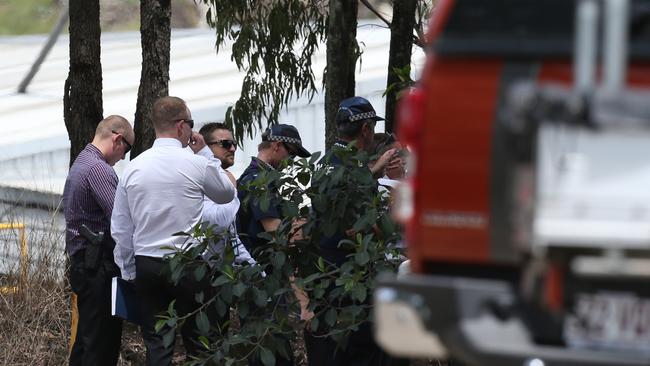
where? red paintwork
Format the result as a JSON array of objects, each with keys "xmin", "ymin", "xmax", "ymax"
[
  {"xmin": 403, "ymin": 0, "xmax": 650, "ymax": 273},
  {"xmin": 408, "ymin": 58, "xmax": 500, "ymax": 271}
]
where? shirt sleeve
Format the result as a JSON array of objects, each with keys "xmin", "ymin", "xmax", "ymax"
[
  {"xmin": 233, "ymin": 233, "xmax": 256, "ymax": 265},
  {"xmin": 111, "ymin": 181, "xmax": 136, "ymax": 280},
  {"xmin": 202, "ymin": 195, "xmax": 240, "ymax": 229},
  {"xmin": 250, "ymin": 194, "xmax": 281, "ymax": 221},
  {"xmin": 199, "ymin": 148, "xmax": 236, "ymax": 204},
  {"xmin": 233, "ymin": 233, "xmax": 257, "ymax": 265},
  {"xmin": 87, "ymin": 163, "xmax": 118, "ymax": 220}
]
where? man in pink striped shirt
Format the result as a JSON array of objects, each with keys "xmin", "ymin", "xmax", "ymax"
[{"xmin": 63, "ymin": 115, "xmax": 134, "ymax": 366}]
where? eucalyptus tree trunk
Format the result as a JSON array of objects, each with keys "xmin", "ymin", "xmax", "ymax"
[
  {"xmin": 324, "ymin": 0, "xmax": 359, "ymax": 149},
  {"xmin": 131, "ymin": 0, "xmax": 171, "ymax": 159},
  {"xmin": 63, "ymin": 0, "xmax": 102, "ymax": 166},
  {"xmin": 385, "ymin": 0, "xmax": 417, "ymax": 134}
]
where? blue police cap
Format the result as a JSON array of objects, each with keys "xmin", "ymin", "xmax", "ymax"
[
  {"xmin": 336, "ymin": 96, "xmax": 385, "ymax": 125},
  {"xmin": 262, "ymin": 124, "xmax": 311, "ymax": 158}
]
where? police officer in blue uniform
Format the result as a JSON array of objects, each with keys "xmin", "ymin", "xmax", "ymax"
[
  {"xmin": 237, "ymin": 124, "xmax": 311, "ymax": 254},
  {"xmin": 236, "ymin": 123, "xmax": 311, "ymax": 366},
  {"xmin": 306, "ymin": 96, "xmax": 399, "ymax": 366}
]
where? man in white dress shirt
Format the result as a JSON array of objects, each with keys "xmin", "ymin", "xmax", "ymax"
[{"xmin": 111, "ymin": 96, "xmax": 235, "ymax": 366}]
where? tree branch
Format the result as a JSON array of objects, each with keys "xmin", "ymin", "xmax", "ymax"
[{"xmin": 359, "ymin": 0, "xmax": 391, "ymax": 27}]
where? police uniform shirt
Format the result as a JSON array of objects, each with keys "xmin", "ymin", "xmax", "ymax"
[
  {"xmin": 236, "ymin": 157, "xmax": 282, "ymax": 254},
  {"xmin": 317, "ymin": 140, "xmax": 378, "ymax": 267}
]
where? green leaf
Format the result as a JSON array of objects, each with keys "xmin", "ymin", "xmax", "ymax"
[
  {"xmin": 222, "ymin": 265, "xmax": 235, "ymax": 280},
  {"xmin": 240, "ymin": 302, "xmax": 250, "ymax": 319},
  {"xmin": 162, "ymin": 329, "xmax": 175, "ymax": 348},
  {"xmin": 354, "ymin": 251, "xmax": 370, "ymax": 266},
  {"xmin": 154, "ymin": 319, "xmax": 167, "ymax": 333},
  {"xmin": 297, "ymin": 171, "xmax": 310, "ymax": 185},
  {"xmin": 196, "ymin": 311, "xmax": 210, "ymax": 336},
  {"xmin": 352, "ymin": 285, "xmax": 367, "ymax": 303},
  {"xmin": 194, "ymin": 264, "xmax": 207, "ymax": 282},
  {"xmin": 253, "ymin": 287, "xmax": 268, "ymax": 307},
  {"xmin": 317, "ymin": 257, "xmax": 325, "ymax": 272},
  {"xmin": 259, "ymin": 347, "xmax": 276, "ymax": 366},
  {"xmin": 199, "ymin": 335, "xmax": 210, "ymax": 350},
  {"xmin": 220, "ymin": 283, "xmax": 233, "ymax": 303},
  {"xmin": 310, "ymin": 316, "xmax": 320, "ymax": 333},
  {"xmin": 271, "ymin": 251, "xmax": 286, "ymax": 269},
  {"xmin": 212, "ymin": 275, "xmax": 231, "ymax": 287},
  {"xmin": 195, "ymin": 291, "xmax": 204, "ymax": 304},
  {"xmin": 325, "ymin": 308, "xmax": 337, "ymax": 327},
  {"xmin": 313, "ymin": 287, "xmax": 325, "ymax": 299},
  {"xmin": 167, "ymin": 299, "xmax": 176, "ymax": 315},
  {"xmin": 216, "ymin": 298, "xmax": 227, "ymax": 317},
  {"xmin": 233, "ymin": 282, "xmax": 247, "ymax": 297}
]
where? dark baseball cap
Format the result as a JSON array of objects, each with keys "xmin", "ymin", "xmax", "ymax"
[
  {"xmin": 262, "ymin": 124, "xmax": 311, "ymax": 158},
  {"xmin": 336, "ymin": 96, "xmax": 385, "ymax": 125}
]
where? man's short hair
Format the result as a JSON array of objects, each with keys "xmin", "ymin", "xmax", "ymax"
[
  {"xmin": 199, "ymin": 122, "xmax": 230, "ymax": 141},
  {"xmin": 336, "ymin": 96, "xmax": 383, "ymax": 140},
  {"xmin": 257, "ymin": 128, "xmax": 273, "ymax": 151},
  {"xmin": 95, "ymin": 115, "xmax": 133, "ymax": 141},
  {"xmin": 152, "ymin": 96, "xmax": 188, "ymax": 132},
  {"xmin": 338, "ymin": 119, "xmax": 375, "ymax": 140}
]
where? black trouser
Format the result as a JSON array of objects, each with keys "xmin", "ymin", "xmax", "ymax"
[
  {"xmin": 69, "ymin": 253, "xmax": 122, "ymax": 366},
  {"xmin": 135, "ymin": 255, "xmax": 218, "ymax": 366}
]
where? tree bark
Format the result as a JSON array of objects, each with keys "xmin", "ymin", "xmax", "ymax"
[
  {"xmin": 63, "ymin": 0, "xmax": 103, "ymax": 166},
  {"xmin": 324, "ymin": 0, "xmax": 359, "ymax": 149},
  {"xmin": 131, "ymin": 0, "xmax": 171, "ymax": 159},
  {"xmin": 385, "ymin": 0, "xmax": 417, "ymax": 133}
]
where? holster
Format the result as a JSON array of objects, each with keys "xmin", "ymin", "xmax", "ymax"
[{"xmin": 80, "ymin": 225, "xmax": 117, "ymax": 273}]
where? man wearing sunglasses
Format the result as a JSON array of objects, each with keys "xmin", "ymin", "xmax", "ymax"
[
  {"xmin": 63, "ymin": 115, "xmax": 134, "ymax": 366},
  {"xmin": 198, "ymin": 122, "xmax": 254, "ymax": 265},
  {"xmin": 112, "ymin": 97, "xmax": 236, "ymax": 366}
]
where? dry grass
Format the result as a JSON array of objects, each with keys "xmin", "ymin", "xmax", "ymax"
[{"xmin": 0, "ymin": 270, "xmax": 70, "ymax": 365}]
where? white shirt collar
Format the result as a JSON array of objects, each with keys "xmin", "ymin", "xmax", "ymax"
[{"xmin": 153, "ymin": 138, "xmax": 183, "ymax": 148}]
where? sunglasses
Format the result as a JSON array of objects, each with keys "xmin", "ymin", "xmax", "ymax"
[
  {"xmin": 281, "ymin": 142, "xmax": 298, "ymax": 156},
  {"xmin": 206, "ymin": 139, "xmax": 237, "ymax": 150},
  {"xmin": 175, "ymin": 119, "xmax": 194, "ymax": 129},
  {"xmin": 111, "ymin": 130, "xmax": 132, "ymax": 154}
]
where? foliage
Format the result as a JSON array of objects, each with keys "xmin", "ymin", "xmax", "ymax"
[
  {"xmin": 384, "ymin": 64, "xmax": 415, "ymax": 99},
  {"xmin": 160, "ymin": 146, "xmax": 403, "ymax": 365},
  {"xmin": 0, "ymin": 0, "xmax": 61, "ymax": 35},
  {"xmin": 200, "ymin": 0, "xmax": 329, "ymax": 144}
]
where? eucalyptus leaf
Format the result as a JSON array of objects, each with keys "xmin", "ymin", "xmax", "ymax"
[
  {"xmin": 259, "ymin": 347, "xmax": 276, "ymax": 366},
  {"xmin": 196, "ymin": 311, "xmax": 210, "ymax": 336}
]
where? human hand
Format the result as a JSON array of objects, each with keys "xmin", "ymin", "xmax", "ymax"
[
  {"xmin": 385, "ymin": 155, "xmax": 405, "ymax": 179},
  {"xmin": 301, "ymin": 308, "xmax": 315, "ymax": 321},
  {"xmin": 189, "ymin": 132, "xmax": 206, "ymax": 153},
  {"xmin": 371, "ymin": 148, "xmax": 398, "ymax": 177}
]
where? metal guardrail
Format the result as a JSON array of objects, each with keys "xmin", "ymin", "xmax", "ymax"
[{"xmin": 0, "ymin": 223, "xmax": 28, "ymax": 294}]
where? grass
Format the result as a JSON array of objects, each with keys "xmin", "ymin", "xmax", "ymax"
[
  {"xmin": 0, "ymin": 0, "xmax": 62, "ymax": 36},
  {"xmin": 0, "ymin": 0, "xmax": 200, "ymax": 36}
]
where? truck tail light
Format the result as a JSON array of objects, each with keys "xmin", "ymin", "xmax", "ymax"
[
  {"xmin": 396, "ymin": 86, "xmax": 426, "ymax": 156},
  {"xmin": 393, "ymin": 86, "xmax": 425, "ymax": 227},
  {"xmin": 544, "ymin": 263, "xmax": 565, "ymax": 313}
]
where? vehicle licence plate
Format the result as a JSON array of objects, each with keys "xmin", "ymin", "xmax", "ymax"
[{"xmin": 564, "ymin": 291, "xmax": 650, "ymax": 352}]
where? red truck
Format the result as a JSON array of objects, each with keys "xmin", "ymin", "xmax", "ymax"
[{"xmin": 374, "ymin": 1, "xmax": 650, "ymax": 365}]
